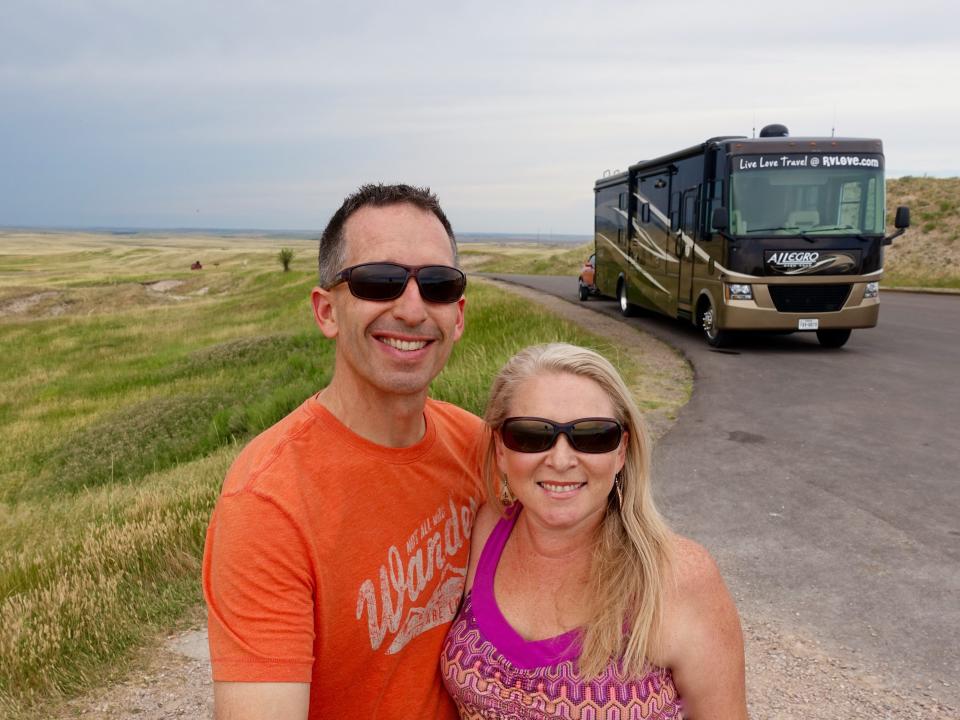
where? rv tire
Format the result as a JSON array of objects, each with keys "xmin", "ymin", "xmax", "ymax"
[
  {"xmin": 578, "ymin": 280, "xmax": 589, "ymax": 301},
  {"xmin": 697, "ymin": 297, "xmax": 731, "ymax": 348},
  {"xmin": 816, "ymin": 328, "xmax": 852, "ymax": 348},
  {"xmin": 617, "ymin": 279, "xmax": 638, "ymax": 317}
]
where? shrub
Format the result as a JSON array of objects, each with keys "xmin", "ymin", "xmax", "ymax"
[{"xmin": 278, "ymin": 248, "xmax": 294, "ymax": 272}]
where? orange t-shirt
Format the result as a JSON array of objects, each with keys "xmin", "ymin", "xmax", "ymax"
[{"xmin": 203, "ymin": 396, "xmax": 485, "ymax": 719}]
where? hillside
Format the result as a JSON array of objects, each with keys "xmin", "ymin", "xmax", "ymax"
[{"xmin": 884, "ymin": 177, "xmax": 960, "ymax": 288}]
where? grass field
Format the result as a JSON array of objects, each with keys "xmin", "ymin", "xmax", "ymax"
[
  {"xmin": 459, "ymin": 241, "xmax": 590, "ymax": 276},
  {"xmin": 0, "ymin": 231, "xmax": 686, "ymax": 717}
]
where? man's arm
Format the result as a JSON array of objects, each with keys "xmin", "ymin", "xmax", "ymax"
[
  {"xmin": 214, "ymin": 682, "xmax": 310, "ymax": 720},
  {"xmin": 204, "ymin": 491, "xmax": 317, "ymax": 716}
]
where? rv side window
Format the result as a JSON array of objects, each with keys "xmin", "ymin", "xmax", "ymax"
[
  {"xmin": 682, "ymin": 188, "xmax": 698, "ymax": 237},
  {"xmin": 705, "ymin": 180, "xmax": 724, "ymax": 233}
]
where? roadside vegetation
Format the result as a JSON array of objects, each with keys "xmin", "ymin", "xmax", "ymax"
[
  {"xmin": 884, "ymin": 177, "xmax": 960, "ymax": 289},
  {"xmin": 0, "ymin": 231, "xmax": 683, "ymax": 718}
]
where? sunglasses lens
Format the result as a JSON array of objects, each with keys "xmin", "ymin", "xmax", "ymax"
[
  {"xmin": 347, "ymin": 264, "xmax": 409, "ymax": 300},
  {"xmin": 343, "ymin": 264, "xmax": 465, "ymax": 303},
  {"xmin": 501, "ymin": 418, "xmax": 623, "ymax": 454},
  {"xmin": 569, "ymin": 420, "xmax": 622, "ymax": 453},
  {"xmin": 416, "ymin": 266, "xmax": 466, "ymax": 303},
  {"xmin": 500, "ymin": 419, "xmax": 555, "ymax": 453}
]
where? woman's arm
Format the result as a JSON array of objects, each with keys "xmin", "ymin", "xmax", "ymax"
[{"xmin": 658, "ymin": 536, "xmax": 748, "ymax": 720}]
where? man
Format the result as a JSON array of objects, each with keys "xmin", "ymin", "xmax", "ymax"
[{"xmin": 202, "ymin": 184, "xmax": 485, "ymax": 719}]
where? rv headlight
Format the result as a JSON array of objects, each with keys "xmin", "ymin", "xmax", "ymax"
[
  {"xmin": 727, "ymin": 283, "xmax": 753, "ymax": 301},
  {"xmin": 864, "ymin": 281, "xmax": 879, "ymax": 299}
]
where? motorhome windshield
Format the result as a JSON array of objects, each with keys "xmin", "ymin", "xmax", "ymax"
[{"xmin": 729, "ymin": 153, "xmax": 885, "ymax": 236}]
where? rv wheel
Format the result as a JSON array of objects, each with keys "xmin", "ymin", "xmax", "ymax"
[
  {"xmin": 816, "ymin": 328, "xmax": 851, "ymax": 348},
  {"xmin": 698, "ymin": 298, "xmax": 730, "ymax": 348},
  {"xmin": 578, "ymin": 280, "xmax": 589, "ymax": 301},
  {"xmin": 617, "ymin": 279, "xmax": 638, "ymax": 317}
]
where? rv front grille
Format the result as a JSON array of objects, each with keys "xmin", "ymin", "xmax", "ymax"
[{"xmin": 768, "ymin": 284, "xmax": 851, "ymax": 313}]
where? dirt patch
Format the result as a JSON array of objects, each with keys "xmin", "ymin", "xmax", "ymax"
[
  {"xmin": 0, "ymin": 291, "xmax": 62, "ymax": 317},
  {"xmin": 54, "ymin": 626, "xmax": 213, "ymax": 720},
  {"xmin": 143, "ymin": 280, "xmax": 185, "ymax": 293}
]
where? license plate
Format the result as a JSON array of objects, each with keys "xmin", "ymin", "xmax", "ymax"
[{"xmin": 798, "ymin": 318, "xmax": 819, "ymax": 330}]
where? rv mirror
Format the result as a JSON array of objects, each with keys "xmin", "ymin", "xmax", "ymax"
[
  {"xmin": 712, "ymin": 206, "xmax": 729, "ymax": 230},
  {"xmin": 895, "ymin": 206, "xmax": 910, "ymax": 229},
  {"xmin": 883, "ymin": 206, "xmax": 911, "ymax": 245}
]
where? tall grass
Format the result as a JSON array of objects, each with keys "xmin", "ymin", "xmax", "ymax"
[{"xmin": 0, "ymin": 235, "xmax": 655, "ymax": 717}]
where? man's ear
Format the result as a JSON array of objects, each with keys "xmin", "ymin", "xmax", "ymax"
[
  {"xmin": 311, "ymin": 287, "xmax": 339, "ymax": 339},
  {"xmin": 451, "ymin": 296, "xmax": 466, "ymax": 342}
]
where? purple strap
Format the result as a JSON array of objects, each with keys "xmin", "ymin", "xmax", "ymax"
[{"xmin": 471, "ymin": 506, "xmax": 581, "ymax": 669}]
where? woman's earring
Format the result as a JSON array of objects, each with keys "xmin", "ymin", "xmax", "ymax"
[
  {"xmin": 614, "ymin": 472, "xmax": 624, "ymax": 509},
  {"xmin": 500, "ymin": 477, "xmax": 516, "ymax": 505}
]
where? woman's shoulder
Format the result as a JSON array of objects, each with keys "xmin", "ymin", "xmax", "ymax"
[
  {"xmin": 472, "ymin": 502, "xmax": 502, "ymax": 548},
  {"xmin": 666, "ymin": 533, "xmax": 726, "ymax": 596}
]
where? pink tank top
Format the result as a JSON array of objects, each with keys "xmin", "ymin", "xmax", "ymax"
[{"xmin": 440, "ymin": 508, "xmax": 683, "ymax": 719}]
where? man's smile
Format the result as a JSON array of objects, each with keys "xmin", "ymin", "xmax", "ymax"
[{"xmin": 377, "ymin": 336, "xmax": 430, "ymax": 352}]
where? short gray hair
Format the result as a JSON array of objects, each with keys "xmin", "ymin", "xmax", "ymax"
[{"xmin": 317, "ymin": 183, "xmax": 457, "ymax": 287}]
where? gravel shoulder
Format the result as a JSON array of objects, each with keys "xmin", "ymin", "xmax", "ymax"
[{"xmin": 54, "ymin": 280, "xmax": 956, "ymax": 719}]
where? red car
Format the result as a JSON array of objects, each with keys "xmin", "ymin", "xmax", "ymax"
[{"xmin": 578, "ymin": 253, "xmax": 597, "ymax": 301}]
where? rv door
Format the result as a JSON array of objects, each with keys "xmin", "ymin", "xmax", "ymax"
[{"xmin": 677, "ymin": 187, "xmax": 698, "ymax": 311}]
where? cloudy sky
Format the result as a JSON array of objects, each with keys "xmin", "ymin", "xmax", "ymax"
[{"xmin": 1, "ymin": 0, "xmax": 957, "ymax": 234}]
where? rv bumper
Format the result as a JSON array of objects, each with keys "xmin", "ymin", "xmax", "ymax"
[{"xmin": 719, "ymin": 281, "xmax": 880, "ymax": 331}]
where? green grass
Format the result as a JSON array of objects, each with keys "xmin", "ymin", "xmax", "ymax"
[{"xmin": 0, "ymin": 233, "xmax": 665, "ymax": 717}]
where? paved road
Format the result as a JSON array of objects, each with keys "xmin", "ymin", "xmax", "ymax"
[{"xmin": 487, "ymin": 274, "xmax": 960, "ymax": 705}]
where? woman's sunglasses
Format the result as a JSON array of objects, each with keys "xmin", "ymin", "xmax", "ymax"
[
  {"xmin": 499, "ymin": 417, "xmax": 623, "ymax": 454},
  {"xmin": 325, "ymin": 262, "xmax": 466, "ymax": 304}
]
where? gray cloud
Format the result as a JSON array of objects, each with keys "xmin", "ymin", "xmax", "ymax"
[{"xmin": 1, "ymin": 0, "xmax": 958, "ymax": 232}]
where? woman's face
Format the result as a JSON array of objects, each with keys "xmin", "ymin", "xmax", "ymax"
[{"xmin": 495, "ymin": 371, "xmax": 628, "ymax": 533}]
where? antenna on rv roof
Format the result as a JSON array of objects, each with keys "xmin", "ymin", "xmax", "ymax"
[
  {"xmin": 831, "ymin": 106, "xmax": 837, "ymax": 137},
  {"xmin": 752, "ymin": 111, "xmax": 756, "ymax": 138}
]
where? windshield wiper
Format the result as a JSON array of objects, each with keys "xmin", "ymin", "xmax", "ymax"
[
  {"xmin": 810, "ymin": 225, "xmax": 878, "ymax": 241},
  {"xmin": 745, "ymin": 227, "xmax": 816, "ymax": 243}
]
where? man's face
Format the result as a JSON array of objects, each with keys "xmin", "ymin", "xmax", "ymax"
[{"xmin": 312, "ymin": 202, "xmax": 466, "ymax": 401}]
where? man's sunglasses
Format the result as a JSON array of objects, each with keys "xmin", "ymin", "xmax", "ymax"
[
  {"xmin": 326, "ymin": 262, "xmax": 466, "ymax": 304},
  {"xmin": 499, "ymin": 417, "xmax": 624, "ymax": 454}
]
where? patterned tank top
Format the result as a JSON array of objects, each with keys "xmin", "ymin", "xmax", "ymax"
[{"xmin": 440, "ymin": 508, "xmax": 683, "ymax": 719}]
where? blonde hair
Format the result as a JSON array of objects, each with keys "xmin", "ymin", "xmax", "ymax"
[{"xmin": 483, "ymin": 343, "xmax": 673, "ymax": 679}]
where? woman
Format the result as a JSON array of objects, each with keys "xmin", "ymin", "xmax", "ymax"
[{"xmin": 441, "ymin": 343, "xmax": 747, "ymax": 719}]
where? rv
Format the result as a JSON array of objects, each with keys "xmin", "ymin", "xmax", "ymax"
[{"xmin": 591, "ymin": 124, "xmax": 910, "ymax": 347}]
